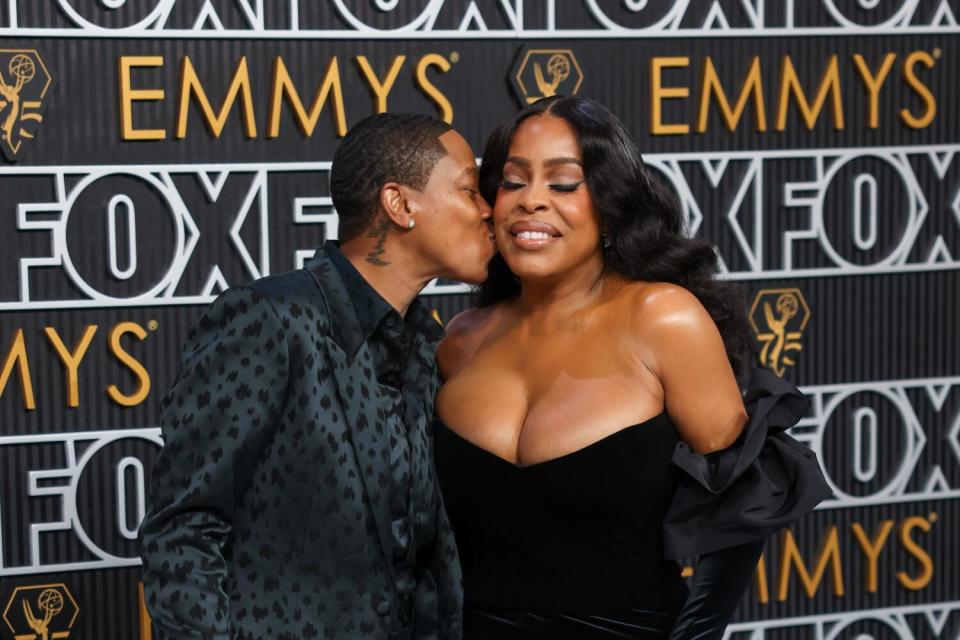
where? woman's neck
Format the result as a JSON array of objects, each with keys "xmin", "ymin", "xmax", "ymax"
[{"xmin": 515, "ymin": 254, "xmax": 612, "ymax": 318}]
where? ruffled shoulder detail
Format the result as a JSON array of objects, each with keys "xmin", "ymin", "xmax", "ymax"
[{"xmin": 662, "ymin": 368, "xmax": 832, "ymax": 559}]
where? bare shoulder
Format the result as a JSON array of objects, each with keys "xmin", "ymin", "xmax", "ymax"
[
  {"xmin": 611, "ymin": 280, "xmax": 719, "ymax": 378},
  {"xmin": 437, "ymin": 305, "xmax": 502, "ymax": 381},
  {"xmin": 620, "ymin": 281, "xmax": 745, "ymax": 453},
  {"xmin": 621, "ymin": 281, "xmax": 715, "ymax": 340}
]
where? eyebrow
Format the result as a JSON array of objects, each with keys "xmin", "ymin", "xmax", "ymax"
[
  {"xmin": 505, "ymin": 156, "xmax": 582, "ymax": 168},
  {"xmin": 458, "ymin": 166, "xmax": 479, "ymax": 180}
]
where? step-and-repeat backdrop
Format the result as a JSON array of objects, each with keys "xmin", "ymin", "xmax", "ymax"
[{"xmin": 1, "ymin": 1, "xmax": 958, "ymax": 638}]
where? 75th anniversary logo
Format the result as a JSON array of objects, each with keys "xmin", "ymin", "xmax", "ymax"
[{"xmin": 0, "ymin": 48, "xmax": 53, "ymax": 161}]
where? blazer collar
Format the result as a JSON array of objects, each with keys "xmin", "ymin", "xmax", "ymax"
[
  {"xmin": 325, "ymin": 240, "xmax": 399, "ymax": 342},
  {"xmin": 304, "ymin": 241, "xmax": 443, "ymax": 357},
  {"xmin": 304, "ymin": 242, "xmax": 367, "ymax": 358}
]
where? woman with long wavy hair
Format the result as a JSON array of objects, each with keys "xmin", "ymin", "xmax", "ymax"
[{"xmin": 433, "ymin": 97, "xmax": 830, "ymax": 639}]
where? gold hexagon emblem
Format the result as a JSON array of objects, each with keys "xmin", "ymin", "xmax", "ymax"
[
  {"xmin": 3, "ymin": 582, "xmax": 79, "ymax": 639},
  {"xmin": 510, "ymin": 48, "xmax": 583, "ymax": 105},
  {"xmin": 0, "ymin": 48, "xmax": 54, "ymax": 161},
  {"xmin": 748, "ymin": 288, "xmax": 811, "ymax": 376}
]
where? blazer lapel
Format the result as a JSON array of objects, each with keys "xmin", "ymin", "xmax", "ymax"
[
  {"xmin": 305, "ymin": 248, "xmax": 396, "ymax": 573},
  {"xmin": 323, "ymin": 338, "xmax": 396, "ymax": 570}
]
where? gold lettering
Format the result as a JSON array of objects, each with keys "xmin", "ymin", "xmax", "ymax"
[
  {"xmin": 697, "ymin": 56, "xmax": 766, "ymax": 132},
  {"xmin": 777, "ymin": 526, "xmax": 845, "ymax": 600},
  {"xmin": 0, "ymin": 329, "xmax": 36, "ymax": 410},
  {"xmin": 416, "ymin": 54, "xmax": 454, "ymax": 124},
  {"xmin": 118, "ymin": 56, "xmax": 167, "ymax": 141},
  {"xmin": 650, "ymin": 56, "xmax": 690, "ymax": 135},
  {"xmin": 755, "ymin": 552, "xmax": 770, "ymax": 604},
  {"xmin": 897, "ymin": 515, "xmax": 934, "ymax": 590},
  {"xmin": 267, "ymin": 56, "xmax": 347, "ymax": 138},
  {"xmin": 45, "ymin": 325, "xmax": 98, "ymax": 408},
  {"xmin": 900, "ymin": 51, "xmax": 937, "ymax": 129},
  {"xmin": 776, "ymin": 55, "xmax": 845, "ymax": 130},
  {"xmin": 852, "ymin": 53, "xmax": 897, "ymax": 129},
  {"xmin": 851, "ymin": 520, "xmax": 895, "ymax": 593},
  {"xmin": 138, "ymin": 582, "xmax": 153, "ymax": 640},
  {"xmin": 107, "ymin": 322, "xmax": 151, "ymax": 407},
  {"xmin": 176, "ymin": 56, "xmax": 257, "ymax": 139},
  {"xmin": 356, "ymin": 55, "xmax": 407, "ymax": 114}
]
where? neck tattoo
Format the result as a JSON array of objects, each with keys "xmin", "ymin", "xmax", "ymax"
[{"xmin": 365, "ymin": 217, "xmax": 392, "ymax": 267}]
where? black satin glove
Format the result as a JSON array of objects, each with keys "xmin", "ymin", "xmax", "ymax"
[{"xmin": 669, "ymin": 539, "xmax": 764, "ymax": 640}]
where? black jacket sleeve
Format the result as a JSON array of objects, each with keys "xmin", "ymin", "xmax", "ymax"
[{"xmin": 139, "ymin": 287, "xmax": 289, "ymax": 639}]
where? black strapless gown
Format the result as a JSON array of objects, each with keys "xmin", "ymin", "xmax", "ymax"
[{"xmin": 435, "ymin": 368, "xmax": 832, "ymax": 639}]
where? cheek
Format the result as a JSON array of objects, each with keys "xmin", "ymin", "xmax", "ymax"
[
  {"xmin": 492, "ymin": 186, "xmax": 519, "ymax": 215},
  {"xmin": 492, "ymin": 199, "xmax": 511, "ymax": 225},
  {"xmin": 454, "ymin": 202, "xmax": 482, "ymax": 235},
  {"xmin": 557, "ymin": 197, "xmax": 600, "ymax": 236}
]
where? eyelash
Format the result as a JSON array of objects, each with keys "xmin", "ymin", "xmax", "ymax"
[{"xmin": 500, "ymin": 180, "xmax": 583, "ymax": 193}]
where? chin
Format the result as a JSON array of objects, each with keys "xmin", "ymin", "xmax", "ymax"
[{"xmin": 501, "ymin": 255, "xmax": 558, "ymax": 280}]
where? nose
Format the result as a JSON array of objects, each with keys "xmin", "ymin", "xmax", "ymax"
[{"xmin": 519, "ymin": 181, "xmax": 549, "ymax": 214}]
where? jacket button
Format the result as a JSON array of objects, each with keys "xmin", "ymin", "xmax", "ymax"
[{"xmin": 376, "ymin": 600, "xmax": 391, "ymax": 616}]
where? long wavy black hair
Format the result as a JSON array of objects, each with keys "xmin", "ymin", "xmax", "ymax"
[{"xmin": 477, "ymin": 96, "xmax": 756, "ymax": 385}]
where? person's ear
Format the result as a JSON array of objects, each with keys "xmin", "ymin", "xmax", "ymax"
[{"xmin": 379, "ymin": 182, "xmax": 416, "ymax": 230}]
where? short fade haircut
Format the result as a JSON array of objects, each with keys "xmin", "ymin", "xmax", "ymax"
[{"xmin": 330, "ymin": 113, "xmax": 453, "ymax": 241}]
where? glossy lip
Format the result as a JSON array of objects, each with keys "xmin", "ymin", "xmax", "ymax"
[
  {"xmin": 506, "ymin": 220, "xmax": 562, "ymax": 251},
  {"xmin": 508, "ymin": 220, "xmax": 562, "ymax": 236}
]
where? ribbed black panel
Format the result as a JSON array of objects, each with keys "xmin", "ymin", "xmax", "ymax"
[{"xmin": 1, "ymin": 1, "xmax": 957, "ymax": 638}]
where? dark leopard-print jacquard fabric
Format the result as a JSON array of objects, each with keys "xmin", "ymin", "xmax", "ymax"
[{"xmin": 140, "ymin": 245, "xmax": 463, "ymax": 640}]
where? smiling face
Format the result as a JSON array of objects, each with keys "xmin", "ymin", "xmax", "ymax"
[
  {"xmin": 492, "ymin": 114, "xmax": 604, "ymax": 283},
  {"xmin": 407, "ymin": 129, "xmax": 495, "ymax": 283}
]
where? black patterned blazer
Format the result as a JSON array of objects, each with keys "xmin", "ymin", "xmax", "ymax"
[{"xmin": 139, "ymin": 247, "xmax": 463, "ymax": 640}]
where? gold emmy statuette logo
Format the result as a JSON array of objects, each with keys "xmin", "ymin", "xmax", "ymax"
[
  {"xmin": 749, "ymin": 288, "xmax": 811, "ymax": 376},
  {"xmin": 510, "ymin": 49, "xmax": 583, "ymax": 105},
  {"xmin": 2, "ymin": 583, "xmax": 79, "ymax": 640},
  {"xmin": 0, "ymin": 48, "xmax": 53, "ymax": 161}
]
